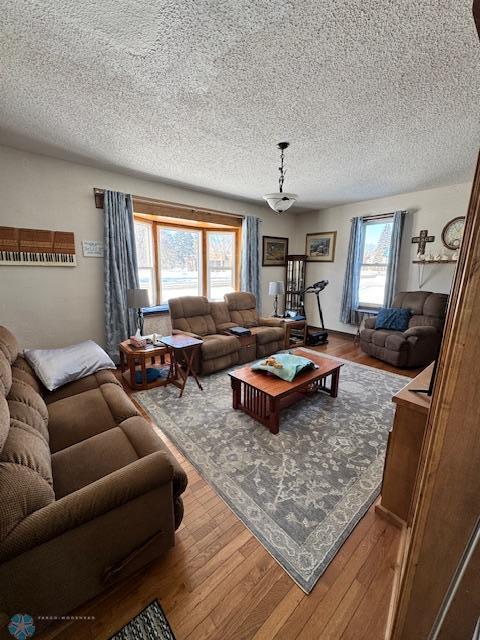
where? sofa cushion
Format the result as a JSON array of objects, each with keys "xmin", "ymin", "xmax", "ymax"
[
  {"xmin": 0, "ymin": 352, "xmax": 12, "ymax": 397},
  {"xmin": 52, "ymin": 416, "xmax": 188, "ymax": 500},
  {"xmin": 178, "ymin": 314, "xmax": 216, "ymax": 337},
  {"xmin": 393, "ymin": 291, "xmax": 431, "ymax": 315},
  {"xmin": 44, "ymin": 369, "xmax": 121, "ymax": 404},
  {"xmin": 423, "ymin": 293, "xmax": 448, "ymax": 319},
  {"xmin": 210, "ymin": 301, "xmax": 236, "ymax": 331},
  {"xmin": 225, "ymin": 292, "xmax": 259, "ymax": 328},
  {"xmin": 52, "ymin": 427, "xmax": 139, "ymax": 498},
  {"xmin": 11, "ymin": 365, "xmax": 41, "ymax": 395},
  {"xmin": 0, "ymin": 326, "xmax": 19, "ymax": 364},
  {"xmin": 0, "ymin": 463, "xmax": 55, "ymax": 542},
  {"xmin": 251, "ymin": 326, "xmax": 285, "ymax": 346},
  {"xmin": 0, "ymin": 423, "xmax": 53, "ymax": 484},
  {"xmin": 7, "ymin": 381, "xmax": 49, "ymax": 438},
  {"xmin": 409, "ymin": 314, "xmax": 444, "ymax": 332},
  {"xmin": 360, "ymin": 328, "xmax": 375, "ymax": 344},
  {"xmin": 372, "ymin": 329, "xmax": 403, "ymax": 348},
  {"xmin": 0, "ymin": 396, "xmax": 9, "ymax": 451},
  {"xmin": 9, "ymin": 405, "xmax": 50, "ymax": 444},
  {"xmin": 201, "ymin": 334, "xmax": 239, "ymax": 360},
  {"xmin": 229, "ymin": 308, "xmax": 258, "ymax": 328},
  {"xmin": 47, "ymin": 384, "xmax": 139, "ymax": 453},
  {"xmin": 169, "ymin": 296, "xmax": 217, "ymax": 336},
  {"xmin": 384, "ymin": 333, "xmax": 409, "ymax": 352}
]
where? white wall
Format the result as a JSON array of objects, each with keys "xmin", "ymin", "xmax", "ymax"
[
  {"xmin": 0, "ymin": 145, "xmax": 294, "ymax": 349},
  {"xmin": 291, "ymin": 182, "xmax": 472, "ymax": 334}
]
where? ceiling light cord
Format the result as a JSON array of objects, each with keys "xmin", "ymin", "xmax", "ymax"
[
  {"xmin": 262, "ymin": 141, "xmax": 298, "ymax": 214},
  {"xmin": 278, "ymin": 144, "xmax": 286, "ymax": 193}
]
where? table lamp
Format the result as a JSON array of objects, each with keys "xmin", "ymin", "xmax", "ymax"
[
  {"xmin": 268, "ymin": 281, "xmax": 285, "ymax": 317},
  {"xmin": 127, "ymin": 288, "xmax": 150, "ymax": 337}
]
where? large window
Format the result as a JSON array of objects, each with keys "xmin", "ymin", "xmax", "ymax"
[
  {"xmin": 133, "ymin": 216, "xmax": 239, "ymax": 306},
  {"xmin": 358, "ymin": 217, "xmax": 393, "ymax": 308}
]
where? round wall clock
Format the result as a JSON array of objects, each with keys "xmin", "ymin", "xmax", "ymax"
[{"xmin": 441, "ymin": 216, "xmax": 465, "ymax": 250}]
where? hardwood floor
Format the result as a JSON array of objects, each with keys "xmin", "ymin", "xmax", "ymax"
[{"xmin": 39, "ymin": 334, "xmax": 416, "ymax": 640}]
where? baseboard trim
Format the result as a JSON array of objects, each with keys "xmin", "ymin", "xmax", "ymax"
[{"xmin": 308, "ymin": 326, "xmax": 356, "ymax": 340}]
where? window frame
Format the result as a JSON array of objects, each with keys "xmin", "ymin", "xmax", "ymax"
[
  {"xmin": 206, "ymin": 229, "xmax": 237, "ymax": 301},
  {"xmin": 357, "ymin": 216, "xmax": 394, "ymax": 310},
  {"xmin": 133, "ymin": 214, "xmax": 241, "ymax": 307}
]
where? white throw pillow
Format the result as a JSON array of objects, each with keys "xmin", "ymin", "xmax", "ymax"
[{"xmin": 24, "ymin": 340, "xmax": 116, "ymax": 391}]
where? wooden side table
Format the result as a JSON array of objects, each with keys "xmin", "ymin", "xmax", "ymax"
[
  {"xmin": 119, "ymin": 340, "xmax": 174, "ymax": 390},
  {"xmin": 284, "ymin": 318, "xmax": 307, "ymax": 348},
  {"xmin": 160, "ymin": 334, "xmax": 204, "ymax": 398}
]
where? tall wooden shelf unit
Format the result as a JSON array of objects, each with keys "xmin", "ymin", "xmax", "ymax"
[{"xmin": 284, "ymin": 255, "xmax": 307, "ymax": 316}]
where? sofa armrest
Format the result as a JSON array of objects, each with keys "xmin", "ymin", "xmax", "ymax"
[
  {"xmin": 364, "ymin": 317, "xmax": 376, "ymax": 329},
  {"xmin": 172, "ymin": 329, "xmax": 202, "ymax": 340},
  {"xmin": 0, "ymin": 452, "xmax": 174, "ymax": 561},
  {"xmin": 403, "ymin": 325, "xmax": 438, "ymax": 338},
  {"xmin": 216, "ymin": 322, "xmax": 237, "ymax": 332},
  {"xmin": 259, "ymin": 317, "xmax": 285, "ymax": 328}
]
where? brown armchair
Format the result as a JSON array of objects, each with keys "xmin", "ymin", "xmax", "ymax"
[
  {"xmin": 224, "ymin": 292, "xmax": 286, "ymax": 358},
  {"xmin": 360, "ymin": 291, "xmax": 448, "ymax": 367}
]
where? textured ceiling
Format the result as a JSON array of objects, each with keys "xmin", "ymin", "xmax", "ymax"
[{"xmin": 0, "ymin": 1, "xmax": 479, "ymax": 209}]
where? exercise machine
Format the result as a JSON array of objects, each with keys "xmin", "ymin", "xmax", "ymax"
[{"xmin": 301, "ymin": 280, "xmax": 329, "ymax": 345}]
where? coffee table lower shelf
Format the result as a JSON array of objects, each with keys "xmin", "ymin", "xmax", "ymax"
[{"xmin": 230, "ymin": 368, "xmax": 340, "ymax": 435}]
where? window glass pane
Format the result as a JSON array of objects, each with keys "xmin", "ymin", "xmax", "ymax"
[
  {"xmin": 358, "ymin": 220, "xmax": 393, "ymax": 307},
  {"xmin": 134, "ymin": 221, "xmax": 153, "ymax": 268},
  {"xmin": 158, "ymin": 227, "xmax": 201, "ymax": 303},
  {"xmin": 138, "ymin": 268, "xmax": 154, "ymax": 307},
  {"xmin": 207, "ymin": 231, "xmax": 235, "ymax": 300},
  {"xmin": 359, "ymin": 265, "xmax": 388, "ymax": 306},
  {"xmin": 362, "ymin": 221, "xmax": 392, "ymax": 265}
]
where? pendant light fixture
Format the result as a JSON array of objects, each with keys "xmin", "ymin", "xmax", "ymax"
[{"xmin": 263, "ymin": 142, "xmax": 298, "ymax": 214}]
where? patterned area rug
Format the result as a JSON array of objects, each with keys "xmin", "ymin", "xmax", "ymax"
[
  {"xmin": 134, "ymin": 352, "xmax": 407, "ymax": 593},
  {"xmin": 110, "ymin": 600, "xmax": 175, "ymax": 639}
]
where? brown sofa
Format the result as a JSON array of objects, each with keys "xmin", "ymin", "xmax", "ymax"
[
  {"xmin": 168, "ymin": 294, "xmax": 286, "ymax": 374},
  {"xmin": 0, "ymin": 326, "xmax": 187, "ymax": 627},
  {"xmin": 360, "ymin": 291, "xmax": 448, "ymax": 367},
  {"xmin": 224, "ymin": 292, "xmax": 285, "ymax": 357},
  {"xmin": 168, "ymin": 296, "xmax": 241, "ymax": 375}
]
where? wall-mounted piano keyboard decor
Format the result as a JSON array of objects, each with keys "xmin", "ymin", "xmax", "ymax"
[{"xmin": 0, "ymin": 227, "xmax": 77, "ymax": 266}]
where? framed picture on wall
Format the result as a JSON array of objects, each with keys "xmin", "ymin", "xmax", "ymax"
[
  {"xmin": 305, "ymin": 231, "xmax": 337, "ymax": 262},
  {"xmin": 262, "ymin": 236, "xmax": 289, "ymax": 266}
]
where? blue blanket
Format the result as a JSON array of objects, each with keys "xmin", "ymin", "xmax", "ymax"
[{"xmin": 251, "ymin": 353, "xmax": 316, "ymax": 382}]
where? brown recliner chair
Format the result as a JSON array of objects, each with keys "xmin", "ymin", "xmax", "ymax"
[
  {"xmin": 360, "ymin": 291, "xmax": 448, "ymax": 368},
  {"xmin": 224, "ymin": 292, "xmax": 286, "ymax": 358},
  {"xmin": 168, "ymin": 296, "xmax": 240, "ymax": 375}
]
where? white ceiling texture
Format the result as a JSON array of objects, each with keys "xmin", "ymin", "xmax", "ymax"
[{"xmin": 0, "ymin": 0, "xmax": 479, "ymax": 210}]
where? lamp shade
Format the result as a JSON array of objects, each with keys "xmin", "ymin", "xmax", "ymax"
[
  {"xmin": 263, "ymin": 193, "xmax": 298, "ymax": 214},
  {"xmin": 268, "ymin": 281, "xmax": 285, "ymax": 296},
  {"xmin": 127, "ymin": 288, "xmax": 150, "ymax": 309}
]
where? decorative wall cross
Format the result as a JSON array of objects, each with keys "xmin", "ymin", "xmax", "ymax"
[{"xmin": 411, "ymin": 229, "xmax": 435, "ymax": 255}]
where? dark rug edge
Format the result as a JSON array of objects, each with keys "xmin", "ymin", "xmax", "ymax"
[{"xmin": 108, "ymin": 599, "xmax": 176, "ymax": 640}]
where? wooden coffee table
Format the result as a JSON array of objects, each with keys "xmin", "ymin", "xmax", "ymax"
[{"xmin": 229, "ymin": 348, "xmax": 343, "ymax": 434}]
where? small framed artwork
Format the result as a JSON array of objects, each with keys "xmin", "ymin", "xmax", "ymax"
[
  {"xmin": 305, "ymin": 231, "xmax": 337, "ymax": 262},
  {"xmin": 262, "ymin": 236, "xmax": 289, "ymax": 266}
]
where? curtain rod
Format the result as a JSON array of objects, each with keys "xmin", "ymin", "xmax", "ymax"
[
  {"xmin": 93, "ymin": 188, "xmax": 245, "ymax": 220},
  {"xmin": 353, "ymin": 210, "xmax": 409, "ymax": 222}
]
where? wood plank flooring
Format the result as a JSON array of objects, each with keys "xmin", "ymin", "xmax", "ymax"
[{"xmin": 39, "ymin": 333, "xmax": 416, "ymax": 640}]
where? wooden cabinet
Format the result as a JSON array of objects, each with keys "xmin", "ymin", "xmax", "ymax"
[{"xmin": 377, "ymin": 364, "xmax": 433, "ymax": 526}]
